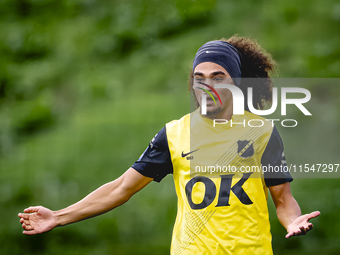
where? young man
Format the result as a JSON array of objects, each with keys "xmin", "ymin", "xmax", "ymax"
[{"xmin": 19, "ymin": 36, "xmax": 319, "ymax": 255}]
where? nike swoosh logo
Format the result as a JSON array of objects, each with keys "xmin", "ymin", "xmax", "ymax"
[{"xmin": 181, "ymin": 149, "xmax": 199, "ymax": 157}]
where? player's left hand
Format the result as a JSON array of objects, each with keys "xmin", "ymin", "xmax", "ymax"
[{"xmin": 285, "ymin": 211, "xmax": 320, "ymax": 238}]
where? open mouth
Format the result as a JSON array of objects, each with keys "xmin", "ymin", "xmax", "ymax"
[
  {"xmin": 205, "ymin": 96, "xmax": 217, "ymax": 106},
  {"xmin": 206, "ymin": 97, "xmax": 216, "ymax": 102},
  {"xmin": 206, "ymin": 96, "xmax": 216, "ymax": 101}
]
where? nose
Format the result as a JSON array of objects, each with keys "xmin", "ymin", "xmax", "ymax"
[
  {"xmin": 197, "ymin": 81, "xmax": 222, "ymax": 106},
  {"xmin": 204, "ymin": 78, "xmax": 214, "ymax": 88},
  {"xmin": 197, "ymin": 81, "xmax": 214, "ymax": 92}
]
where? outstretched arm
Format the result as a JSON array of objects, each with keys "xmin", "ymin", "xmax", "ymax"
[
  {"xmin": 269, "ymin": 182, "xmax": 320, "ymax": 238},
  {"xmin": 18, "ymin": 168, "xmax": 153, "ymax": 235}
]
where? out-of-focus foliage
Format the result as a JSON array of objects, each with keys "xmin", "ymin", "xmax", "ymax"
[
  {"xmin": 0, "ymin": 0, "xmax": 339, "ymax": 254},
  {"xmin": 0, "ymin": 0, "xmax": 215, "ymax": 155},
  {"xmin": 1, "ymin": 0, "xmax": 339, "ymax": 155}
]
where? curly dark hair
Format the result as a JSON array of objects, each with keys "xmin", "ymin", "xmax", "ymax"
[{"xmin": 188, "ymin": 35, "xmax": 277, "ymax": 110}]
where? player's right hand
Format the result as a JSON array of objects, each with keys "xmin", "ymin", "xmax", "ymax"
[{"xmin": 18, "ymin": 206, "xmax": 57, "ymax": 235}]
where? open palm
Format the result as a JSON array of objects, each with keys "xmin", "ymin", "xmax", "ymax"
[
  {"xmin": 18, "ymin": 206, "xmax": 57, "ymax": 235},
  {"xmin": 286, "ymin": 211, "xmax": 320, "ymax": 238}
]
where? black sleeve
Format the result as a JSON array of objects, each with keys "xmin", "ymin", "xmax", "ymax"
[
  {"xmin": 132, "ymin": 126, "xmax": 173, "ymax": 182},
  {"xmin": 261, "ymin": 126, "xmax": 293, "ymax": 187}
]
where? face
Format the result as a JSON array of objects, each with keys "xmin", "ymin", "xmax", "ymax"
[{"xmin": 193, "ymin": 62, "xmax": 234, "ymax": 119}]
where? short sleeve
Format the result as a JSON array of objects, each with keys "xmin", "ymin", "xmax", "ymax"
[
  {"xmin": 261, "ymin": 126, "xmax": 293, "ymax": 187},
  {"xmin": 132, "ymin": 126, "xmax": 173, "ymax": 182}
]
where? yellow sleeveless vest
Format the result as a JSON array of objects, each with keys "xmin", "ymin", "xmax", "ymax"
[{"xmin": 166, "ymin": 110, "xmax": 273, "ymax": 255}]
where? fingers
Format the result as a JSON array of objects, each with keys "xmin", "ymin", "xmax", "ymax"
[
  {"xmin": 309, "ymin": 223, "xmax": 313, "ymax": 230},
  {"xmin": 286, "ymin": 223, "xmax": 314, "ymax": 238},
  {"xmin": 18, "ymin": 213, "xmax": 30, "ymax": 219},
  {"xmin": 22, "ymin": 223, "xmax": 39, "ymax": 235},
  {"xmin": 286, "ymin": 229, "xmax": 302, "ymax": 238},
  {"xmin": 23, "ymin": 230, "xmax": 38, "ymax": 235},
  {"xmin": 285, "ymin": 231, "xmax": 295, "ymax": 238},
  {"xmin": 301, "ymin": 223, "xmax": 313, "ymax": 234},
  {"xmin": 18, "ymin": 206, "xmax": 41, "ymax": 220},
  {"xmin": 306, "ymin": 211, "xmax": 321, "ymax": 221},
  {"xmin": 285, "ymin": 233, "xmax": 291, "ymax": 238},
  {"xmin": 19, "ymin": 217, "xmax": 30, "ymax": 230},
  {"xmin": 19, "ymin": 218, "xmax": 29, "ymax": 225},
  {"xmin": 23, "ymin": 206, "xmax": 41, "ymax": 214},
  {"xmin": 299, "ymin": 226, "xmax": 307, "ymax": 235},
  {"xmin": 22, "ymin": 223, "xmax": 33, "ymax": 231}
]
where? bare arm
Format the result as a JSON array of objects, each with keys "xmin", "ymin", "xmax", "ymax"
[
  {"xmin": 269, "ymin": 182, "xmax": 320, "ymax": 238},
  {"xmin": 18, "ymin": 168, "xmax": 153, "ymax": 235},
  {"xmin": 269, "ymin": 182, "xmax": 301, "ymax": 229}
]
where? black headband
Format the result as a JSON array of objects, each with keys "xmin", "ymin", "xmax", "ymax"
[{"xmin": 192, "ymin": 40, "xmax": 242, "ymax": 86}]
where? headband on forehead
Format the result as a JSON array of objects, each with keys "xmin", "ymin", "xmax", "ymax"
[{"xmin": 192, "ymin": 40, "xmax": 242, "ymax": 86}]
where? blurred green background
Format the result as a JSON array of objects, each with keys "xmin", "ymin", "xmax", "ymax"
[{"xmin": 0, "ymin": 0, "xmax": 339, "ymax": 254}]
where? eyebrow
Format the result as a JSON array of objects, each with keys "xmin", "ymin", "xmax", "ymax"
[{"xmin": 194, "ymin": 71, "xmax": 226, "ymax": 77}]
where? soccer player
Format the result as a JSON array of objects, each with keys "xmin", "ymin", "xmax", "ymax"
[{"xmin": 19, "ymin": 36, "xmax": 320, "ymax": 255}]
